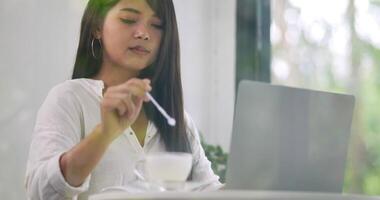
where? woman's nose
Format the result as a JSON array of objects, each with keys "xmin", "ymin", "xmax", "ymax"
[{"xmin": 133, "ymin": 24, "xmax": 150, "ymax": 41}]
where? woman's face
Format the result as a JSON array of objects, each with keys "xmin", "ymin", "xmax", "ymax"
[{"xmin": 100, "ymin": 0, "xmax": 163, "ymax": 71}]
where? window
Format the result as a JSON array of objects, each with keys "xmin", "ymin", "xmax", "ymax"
[{"xmin": 272, "ymin": 0, "xmax": 380, "ymax": 194}]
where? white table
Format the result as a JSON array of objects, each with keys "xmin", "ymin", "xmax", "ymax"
[{"xmin": 89, "ymin": 190, "xmax": 380, "ymax": 200}]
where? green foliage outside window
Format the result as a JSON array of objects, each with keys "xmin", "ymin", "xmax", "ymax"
[
  {"xmin": 200, "ymin": 136, "xmax": 228, "ymax": 183},
  {"xmin": 271, "ymin": 0, "xmax": 380, "ymax": 194}
]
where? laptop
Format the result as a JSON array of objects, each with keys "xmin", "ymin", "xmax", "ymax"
[{"xmin": 225, "ymin": 80, "xmax": 355, "ymax": 192}]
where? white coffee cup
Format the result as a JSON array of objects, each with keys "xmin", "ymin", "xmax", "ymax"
[
  {"xmin": 134, "ymin": 152, "xmax": 193, "ymax": 190},
  {"xmin": 144, "ymin": 152, "xmax": 192, "ymax": 182}
]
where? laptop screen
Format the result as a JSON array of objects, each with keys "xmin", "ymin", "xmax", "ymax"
[{"xmin": 225, "ymin": 80, "xmax": 355, "ymax": 192}]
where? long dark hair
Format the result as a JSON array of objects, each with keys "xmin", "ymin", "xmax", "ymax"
[{"xmin": 72, "ymin": 0, "xmax": 191, "ymax": 153}]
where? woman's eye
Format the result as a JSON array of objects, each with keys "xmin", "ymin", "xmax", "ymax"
[
  {"xmin": 120, "ymin": 18, "xmax": 136, "ymax": 24},
  {"xmin": 151, "ymin": 23, "xmax": 163, "ymax": 30}
]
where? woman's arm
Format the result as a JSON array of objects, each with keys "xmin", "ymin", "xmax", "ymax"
[
  {"xmin": 25, "ymin": 83, "xmax": 94, "ymax": 199},
  {"xmin": 25, "ymin": 78, "xmax": 151, "ymax": 199},
  {"xmin": 184, "ymin": 112, "xmax": 224, "ymax": 191},
  {"xmin": 59, "ymin": 78, "xmax": 152, "ymax": 187},
  {"xmin": 59, "ymin": 124, "xmax": 112, "ymax": 187}
]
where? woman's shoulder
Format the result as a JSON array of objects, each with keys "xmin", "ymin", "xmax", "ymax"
[
  {"xmin": 47, "ymin": 78, "xmax": 103, "ymax": 99},
  {"xmin": 42, "ymin": 79, "xmax": 102, "ymax": 109},
  {"xmin": 50, "ymin": 78, "xmax": 102, "ymax": 95},
  {"xmin": 184, "ymin": 111, "xmax": 201, "ymax": 141}
]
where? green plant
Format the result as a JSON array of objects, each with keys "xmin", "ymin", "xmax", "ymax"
[{"xmin": 200, "ymin": 136, "xmax": 229, "ymax": 183}]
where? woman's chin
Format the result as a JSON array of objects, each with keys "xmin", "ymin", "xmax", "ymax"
[{"xmin": 122, "ymin": 63, "xmax": 150, "ymax": 72}]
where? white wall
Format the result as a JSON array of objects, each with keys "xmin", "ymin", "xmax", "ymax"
[
  {"xmin": 0, "ymin": 0, "xmax": 235, "ymax": 198},
  {"xmin": 174, "ymin": 0, "xmax": 236, "ymax": 150},
  {"xmin": 0, "ymin": 1, "xmax": 85, "ymax": 199}
]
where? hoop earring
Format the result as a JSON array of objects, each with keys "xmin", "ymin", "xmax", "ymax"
[{"xmin": 91, "ymin": 38, "xmax": 102, "ymax": 59}]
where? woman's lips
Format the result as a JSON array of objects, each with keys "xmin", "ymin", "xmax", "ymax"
[{"xmin": 129, "ymin": 46, "xmax": 150, "ymax": 55}]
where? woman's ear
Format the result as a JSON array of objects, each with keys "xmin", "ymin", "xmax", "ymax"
[
  {"xmin": 91, "ymin": 24, "xmax": 102, "ymax": 39},
  {"xmin": 94, "ymin": 29, "xmax": 102, "ymax": 39}
]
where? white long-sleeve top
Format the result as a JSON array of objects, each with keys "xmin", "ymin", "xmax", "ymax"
[{"xmin": 25, "ymin": 79, "xmax": 221, "ymax": 200}]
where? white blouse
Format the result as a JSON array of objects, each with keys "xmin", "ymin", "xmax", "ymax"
[{"xmin": 25, "ymin": 79, "xmax": 221, "ymax": 200}]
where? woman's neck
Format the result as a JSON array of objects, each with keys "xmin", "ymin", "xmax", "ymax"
[{"xmin": 94, "ymin": 59, "xmax": 139, "ymax": 88}]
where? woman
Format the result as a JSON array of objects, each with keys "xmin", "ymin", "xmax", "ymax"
[{"xmin": 25, "ymin": 0, "xmax": 221, "ymax": 199}]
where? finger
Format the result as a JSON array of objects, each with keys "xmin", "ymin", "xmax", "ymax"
[
  {"xmin": 107, "ymin": 79, "xmax": 152, "ymax": 101},
  {"xmin": 107, "ymin": 78, "xmax": 151, "ymax": 91},
  {"xmin": 104, "ymin": 92, "xmax": 128, "ymax": 99},
  {"xmin": 121, "ymin": 97, "xmax": 135, "ymax": 119},
  {"xmin": 129, "ymin": 78, "xmax": 151, "ymax": 87},
  {"xmin": 107, "ymin": 91, "xmax": 143, "ymax": 110},
  {"xmin": 104, "ymin": 96, "xmax": 130, "ymax": 116},
  {"xmin": 102, "ymin": 97, "xmax": 127, "ymax": 115},
  {"xmin": 143, "ymin": 95, "xmax": 150, "ymax": 102},
  {"xmin": 142, "ymin": 79, "xmax": 152, "ymax": 89},
  {"xmin": 126, "ymin": 84, "xmax": 151, "ymax": 99},
  {"xmin": 141, "ymin": 79, "xmax": 152, "ymax": 102},
  {"xmin": 104, "ymin": 86, "xmax": 144, "ymax": 107},
  {"xmin": 107, "ymin": 83, "xmax": 146, "ymax": 99},
  {"xmin": 135, "ymin": 97, "xmax": 144, "ymax": 112},
  {"xmin": 126, "ymin": 78, "xmax": 152, "ymax": 93},
  {"xmin": 103, "ymin": 79, "xmax": 151, "ymax": 111},
  {"xmin": 116, "ymin": 99, "xmax": 128, "ymax": 116},
  {"xmin": 144, "ymin": 79, "xmax": 152, "ymax": 91}
]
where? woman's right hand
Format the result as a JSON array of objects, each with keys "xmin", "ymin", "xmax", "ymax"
[{"xmin": 100, "ymin": 78, "xmax": 151, "ymax": 141}]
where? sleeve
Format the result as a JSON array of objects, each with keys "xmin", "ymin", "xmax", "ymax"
[
  {"xmin": 25, "ymin": 84, "xmax": 91, "ymax": 200},
  {"xmin": 184, "ymin": 112, "xmax": 224, "ymax": 191}
]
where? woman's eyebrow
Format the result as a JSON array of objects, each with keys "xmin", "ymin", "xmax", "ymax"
[
  {"xmin": 120, "ymin": 7, "xmax": 159, "ymax": 18},
  {"xmin": 120, "ymin": 7, "xmax": 141, "ymax": 14}
]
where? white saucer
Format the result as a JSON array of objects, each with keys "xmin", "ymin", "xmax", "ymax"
[{"xmin": 100, "ymin": 180, "xmax": 218, "ymax": 194}]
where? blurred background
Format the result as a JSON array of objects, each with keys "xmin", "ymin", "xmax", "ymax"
[
  {"xmin": 271, "ymin": 0, "xmax": 380, "ymax": 194},
  {"xmin": 1, "ymin": 0, "xmax": 380, "ymax": 198},
  {"xmin": 0, "ymin": 0, "xmax": 235, "ymax": 198}
]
